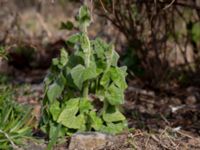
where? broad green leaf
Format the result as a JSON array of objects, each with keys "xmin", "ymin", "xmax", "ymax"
[
  {"xmin": 100, "ymin": 122, "xmax": 126, "ymax": 134},
  {"xmin": 57, "ymin": 105, "xmax": 78, "ymax": 128},
  {"xmin": 68, "ymin": 54, "xmax": 84, "ymax": 68},
  {"xmin": 44, "ymin": 73, "xmax": 54, "ymax": 88},
  {"xmin": 80, "ymin": 33, "xmax": 90, "ymax": 53},
  {"xmin": 47, "ymin": 74, "xmax": 66, "ymax": 103},
  {"xmin": 79, "ymin": 98, "xmax": 93, "ymax": 113},
  {"xmin": 57, "ymin": 98, "xmax": 81, "ymax": 129},
  {"xmin": 52, "ymin": 58, "xmax": 59, "ymax": 66},
  {"xmin": 50, "ymin": 100, "xmax": 60, "ymax": 121},
  {"xmin": 59, "ymin": 113, "xmax": 85, "ymax": 129},
  {"xmin": 70, "ymin": 63, "xmax": 97, "ymax": 89},
  {"xmin": 95, "ymin": 60, "xmax": 107, "ymax": 75},
  {"xmin": 103, "ymin": 106, "xmax": 125, "ymax": 123},
  {"xmin": 110, "ymin": 67, "xmax": 127, "ymax": 89},
  {"xmin": 104, "ymin": 45, "xmax": 119, "ymax": 67},
  {"xmin": 49, "ymin": 122, "xmax": 59, "ymax": 139},
  {"xmin": 105, "ymin": 45, "xmax": 114, "ymax": 67},
  {"xmin": 78, "ymin": 5, "xmax": 91, "ymax": 28},
  {"xmin": 60, "ymin": 48, "xmax": 68, "ymax": 67},
  {"xmin": 92, "ymin": 38, "xmax": 108, "ymax": 59},
  {"xmin": 73, "ymin": 51, "xmax": 86, "ymax": 67},
  {"xmin": 76, "ymin": 114, "xmax": 86, "ymax": 131},
  {"xmin": 105, "ymin": 84, "xmax": 124, "ymax": 105},
  {"xmin": 118, "ymin": 67, "xmax": 128, "ymax": 89},
  {"xmin": 64, "ymin": 98, "xmax": 80, "ymax": 109},
  {"xmin": 83, "ymin": 63, "xmax": 97, "ymax": 81},
  {"xmin": 67, "ymin": 34, "xmax": 80, "ymax": 45},
  {"xmin": 89, "ymin": 111, "xmax": 102, "ymax": 130},
  {"xmin": 48, "ymin": 123, "xmax": 64, "ymax": 149},
  {"xmin": 70, "ymin": 65, "xmax": 85, "ymax": 90},
  {"xmin": 63, "ymin": 73, "xmax": 76, "ymax": 89},
  {"xmin": 120, "ymin": 66, "xmax": 128, "ymax": 74},
  {"xmin": 80, "ymin": 33, "xmax": 91, "ymax": 67},
  {"xmin": 100, "ymin": 71, "xmax": 110, "ymax": 88},
  {"xmin": 111, "ymin": 51, "xmax": 119, "ymax": 66}
]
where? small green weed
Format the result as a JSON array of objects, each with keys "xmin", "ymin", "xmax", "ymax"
[
  {"xmin": 0, "ymin": 74, "xmax": 11, "ymax": 84},
  {"xmin": 0, "ymin": 87, "xmax": 33, "ymax": 149},
  {"xmin": 0, "ymin": 47, "xmax": 7, "ymax": 60}
]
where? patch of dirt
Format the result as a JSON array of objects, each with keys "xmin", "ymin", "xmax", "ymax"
[
  {"xmin": 11, "ymin": 83, "xmax": 200, "ymax": 150},
  {"xmin": 101, "ymin": 130, "xmax": 200, "ymax": 150},
  {"xmin": 124, "ymin": 84, "xmax": 200, "ymax": 136}
]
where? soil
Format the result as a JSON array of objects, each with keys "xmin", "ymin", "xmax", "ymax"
[{"xmin": 11, "ymin": 83, "xmax": 200, "ymax": 150}]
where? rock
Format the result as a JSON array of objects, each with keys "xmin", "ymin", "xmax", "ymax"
[
  {"xmin": 68, "ymin": 132, "xmax": 114, "ymax": 150},
  {"xmin": 186, "ymin": 95, "xmax": 196, "ymax": 105},
  {"xmin": 23, "ymin": 141, "xmax": 46, "ymax": 150},
  {"xmin": 171, "ymin": 97, "xmax": 182, "ymax": 105}
]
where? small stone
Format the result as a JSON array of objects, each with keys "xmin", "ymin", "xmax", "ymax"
[
  {"xmin": 186, "ymin": 95, "xmax": 196, "ymax": 105},
  {"xmin": 68, "ymin": 132, "xmax": 114, "ymax": 150},
  {"xmin": 24, "ymin": 141, "xmax": 46, "ymax": 150},
  {"xmin": 138, "ymin": 105, "xmax": 146, "ymax": 113},
  {"xmin": 171, "ymin": 97, "xmax": 182, "ymax": 105}
]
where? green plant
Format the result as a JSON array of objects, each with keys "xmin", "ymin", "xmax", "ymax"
[
  {"xmin": 0, "ymin": 87, "xmax": 33, "ymax": 149},
  {"xmin": 187, "ymin": 22, "xmax": 200, "ymax": 44},
  {"xmin": 40, "ymin": 4, "xmax": 128, "ymax": 147},
  {"xmin": 0, "ymin": 47, "xmax": 7, "ymax": 60},
  {"xmin": 0, "ymin": 74, "xmax": 11, "ymax": 84}
]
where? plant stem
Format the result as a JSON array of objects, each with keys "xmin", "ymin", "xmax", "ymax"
[
  {"xmin": 83, "ymin": 81, "xmax": 89, "ymax": 98},
  {"xmin": 82, "ymin": 23, "xmax": 90, "ymax": 99}
]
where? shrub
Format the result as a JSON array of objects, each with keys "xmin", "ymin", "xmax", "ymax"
[{"xmin": 95, "ymin": 0, "xmax": 200, "ymax": 86}]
